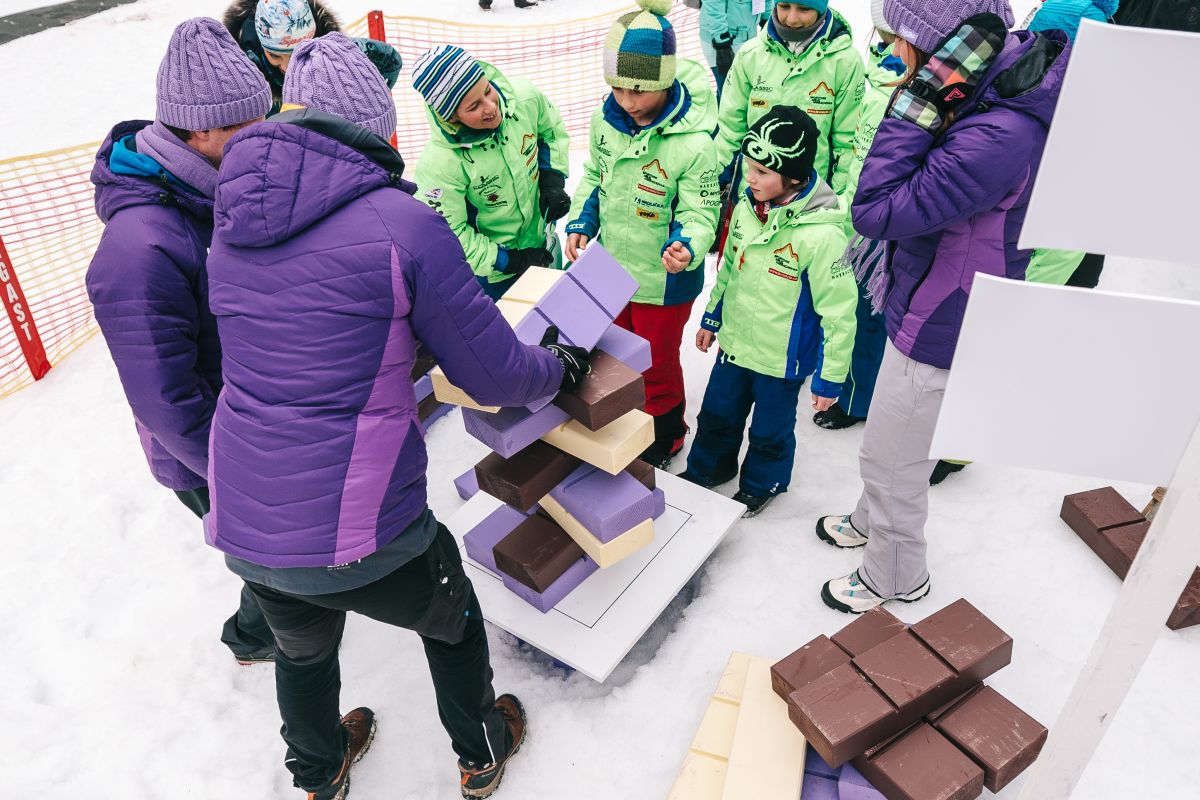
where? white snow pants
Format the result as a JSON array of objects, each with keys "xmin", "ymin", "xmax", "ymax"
[{"xmin": 850, "ymin": 341, "xmax": 949, "ymax": 597}]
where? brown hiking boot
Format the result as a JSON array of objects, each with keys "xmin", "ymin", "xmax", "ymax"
[
  {"xmin": 306, "ymin": 707, "xmax": 377, "ymax": 800},
  {"xmin": 458, "ymin": 695, "xmax": 527, "ymax": 799}
]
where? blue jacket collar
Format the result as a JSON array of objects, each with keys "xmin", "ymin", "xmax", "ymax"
[{"xmin": 602, "ymin": 80, "xmax": 689, "ymax": 136}]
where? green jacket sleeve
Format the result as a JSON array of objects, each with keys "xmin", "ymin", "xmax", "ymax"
[
  {"xmin": 1026, "ymin": 248, "xmax": 1086, "ymax": 286},
  {"xmin": 807, "ymin": 228, "xmax": 858, "ymax": 395},
  {"xmin": 414, "ymin": 152, "xmax": 500, "ymax": 278},
  {"xmin": 666, "ymin": 138, "xmax": 721, "ymax": 264},
  {"xmin": 830, "ymin": 53, "xmax": 866, "ymax": 198},
  {"xmin": 534, "ymin": 88, "xmax": 570, "ymax": 178},
  {"xmin": 702, "ymin": 210, "xmax": 740, "ymax": 331},
  {"xmin": 566, "ymin": 125, "xmax": 603, "ymax": 239},
  {"xmin": 714, "ymin": 50, "xmax": 753, "ymax": 172}
]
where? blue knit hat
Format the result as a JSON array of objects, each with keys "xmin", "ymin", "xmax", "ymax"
[
  {"xmin": 604, "ymin": 0, "xmax": 678, "ymax": 91},
  {"xmin": 1028, "ymin": 0, "xmax": 1118, "ymax": 41},
  {"xmin": 256, "ymin": 0, "xmax": 317, "ymax": 54},
  {"xmin": 411, "ymin": 45, "xmax": 487, "ymax": 121},
  {"xmin": 283, "ymin": 33, "xmax": 397, "ymax": 141}
]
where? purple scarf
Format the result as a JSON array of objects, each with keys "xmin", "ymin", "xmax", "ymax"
[{"xmin": 135, "ymin": 121, "xmax": 218, "ymax": 199}]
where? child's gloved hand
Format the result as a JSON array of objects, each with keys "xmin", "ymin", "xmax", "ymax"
[
  {"xmin": 696, "ymin": 329, "xmax": 715, "ymax": 353},
  {"xmin": 811, "ymin": 394, "xmax": 836, "ymax": 412},
  {"xmin": 662, "ymin": 241, "xmax": 692, "ymax": 273},
  {"xmin": 712, "ymin": 33, "xmax": 736, "ymax": 76},
  {"xmin": 566, "ymin": 233, "xmax": 590, "ymax": 262},
  {"xmin": 538, "ymin": 171, "xmax": 571, "ymax": 222},
  {"xmin": 888, "ymin": 13, "xmax": 1007, "ymax": 134}
]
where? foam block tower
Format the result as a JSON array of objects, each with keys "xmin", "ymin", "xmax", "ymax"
[{"xmin": 435, "ymin": 247, "xmax": 667, "ymax": 614}]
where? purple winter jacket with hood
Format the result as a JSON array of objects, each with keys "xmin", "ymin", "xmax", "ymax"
[
  {"xmin": 205, "ymin": 110, "xmax": 562, "ymax": 568},
  {"xmin": 852, "ymin": 30, "xmax": 1070, "ymax": 370},
  {"xmin": 87, "ymin": 120, "xmax": 222, "ymax": 491}
]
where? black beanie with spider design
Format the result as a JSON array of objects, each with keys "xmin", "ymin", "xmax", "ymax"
[{"xmin": 740, "ymin": 105, "xmax": 819, "ymax": 183}]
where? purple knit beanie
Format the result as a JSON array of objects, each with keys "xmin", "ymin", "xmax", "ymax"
[
  {"xmin": 884, "ymin": 0, "xmax": 1015, "ymax": 53},
  {"xmin": 282, "ymin": 33, "xmax": 397, "ymax": 141},
  {"xmin": 156, "ymin": 18, "xmax": 273, "ymax": 131}
]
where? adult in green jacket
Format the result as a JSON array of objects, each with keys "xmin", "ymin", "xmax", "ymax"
[
  {"xmin": 413, "ymin": 47, "xmax": 570, "ymax": 300},
  {"xmin": 566, "ymin": 0, "xmax": 722, "ymax": 468},
  {"xmin": 700, "ymin": 0, "xmax": 776, "ymax": 97},
  {"xmin": 685, "ymin": 105, "xmax": 857, "ymax": 516},
  {"xmin": 714, "ymin": 1, "xmax": 865, "ymax": 198}
]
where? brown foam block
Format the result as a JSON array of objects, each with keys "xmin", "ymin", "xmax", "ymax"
[
  {"xmin": 553, "ymin": 350, "xmax": 645, "ymax": 431},
  {"xmin": 1168, "ymin": 568, "xmax": 1200, "ymax": 630},
  {"xmin": 417, "ymin": 393, "xmax": 443, "ymax": 423},
  {"xmin": 626, "ymin": 458, "xmax": 656, "ymax": 490},
  {"xmin": 1060, "ymin": 487, "xmax": 1145, "ymax": 533},
  {"xmin": 1099, "ymin": 521, "xmax": 1148, "ymax": 579},
  {"xmin": 831, "ymin": 607, "xmax": 908, "ymax": 657},
  {"xmin": 492, "ymin": 512, "xmax": 585, "ymax": 593},
  {"xmin": 474, "ymin": 441, "xmax": 581, "ymax": 512},
  {"xmin": 853, "ymin": 723, "xmax": 984, "ymax": 800},
  {"xmin": 932, "ymin": 685, "xmax": 1048, "ymax": 792},
  {"xmin": 853, "ymin": 631, "xmax": 958, "ymax": 714},
  {"xmin": 770, "ymin": 635, "xmax": 852, "ymax": 701},
  {"xmin": 411, "ymin": 344, "xmax": 437, "ymax": 381},
  {"xmin": 787, "ymin": 663, "xmax": 897, "ymax": 768},
  {"xmin": 910, "ymin": 599, "xmax": 1013, "ymax": 683}
]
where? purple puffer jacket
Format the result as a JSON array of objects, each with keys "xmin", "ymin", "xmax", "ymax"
[
  {"xmin": 87, "ymin": 121, "xmax": 221, "ymax": 491},
  {"xmin": 205, "ymin": 110, "xmax": 562, "ymax": 568},
  {"xmin": 853, "ymin": 31, "xmax": 1070, "ymax": 369}
]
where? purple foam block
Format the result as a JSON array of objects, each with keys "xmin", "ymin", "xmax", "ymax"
[
  {"xmin": 650, "ymin": 487, "xmax": 665, "ymax": 520},
  {"xmin": 502, "ymin": 555, "xmax": 598, "ymax": 613},
  {"xmin": 839, "ymin": 762, "xmax": 887, "ymax": 800},
  {"xmin": 805, "ymin": 745, "xmax": 840, "ymax": 780},
  {"xmin": 453, "ymin": 468, "xmax": 479, "ymax": 501},
  {"xmin": 462, "ymin": 404, "xmax": 570, "ymax": 458},
  {"xmin": 549, "ymin": 465, "xmax": 657, "ymax": 543},
  {"xmin": 464, "ymin": 504, "xmax": 531, "ymax": 575},
  {"xmin": 414, "ymin": 373, "xmax": 433, "ymax": 401},
  {"xmin": 596, "ymin": 324, "xmax": 652, "ymax": 374},
  {"xmin": 801, "ymin": 774, "xmax": 840, "ymax": 800},
  {"xmin": 419, "ymin": 401, "xmax": 453, "ymax": 432},
  {"xmin": 566, "ymin": 245, "xmax": 639, "ymax": 319},
  {"xmin": 515, "ymin": 275, "xmax": 612, "ymax": 352}
]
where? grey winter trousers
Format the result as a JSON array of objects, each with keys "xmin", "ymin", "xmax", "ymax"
[{"xmin": 850, "ymin": 341, "xmax": 949, "ymax": 597}]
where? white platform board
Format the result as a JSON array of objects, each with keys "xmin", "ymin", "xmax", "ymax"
[{"xmin": 444, "ymin": 470, "xmax": 744, "ymax": 683}]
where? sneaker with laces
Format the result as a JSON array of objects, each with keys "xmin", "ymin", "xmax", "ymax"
[
  {"xmin": 815, "ymin": 514, "xmax": 868, "ymax": 548},
  {"xmin": 459, "ymin": 694, "xmax": 527, "ymax": 799},
  {"xmin": 821, "ymin": 570, "xmax": 930, "ymax": 614},
  {"xmin": 306, "ymin": 707, "xmax": 377, "ymax": 800}
]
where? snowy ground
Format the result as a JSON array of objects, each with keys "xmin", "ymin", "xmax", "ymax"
[{"xmin": 4, "ymin": 0, "xmax": 1200, "ymax": 798}]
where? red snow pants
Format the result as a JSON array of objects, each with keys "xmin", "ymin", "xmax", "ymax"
[{"xmin": 614, "ymin": 300, "xmax": 694, "ymax": 419}]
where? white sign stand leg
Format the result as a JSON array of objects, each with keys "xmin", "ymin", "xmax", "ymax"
[{"xmin": 1016, "ymin": 421, "xmax": 1200, "ymax": 800}]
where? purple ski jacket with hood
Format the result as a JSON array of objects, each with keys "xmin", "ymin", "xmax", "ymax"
[
  {"xmin": 87, "ymin": 120, "xmax": 222, "ymax": 491},
  {"xmin": 852, "ymin": 30, "xmax": 1070, "ymax": 370},
  {"xmin": 205, "ymin": 110, "xmax": 562, "ymax": 568}
]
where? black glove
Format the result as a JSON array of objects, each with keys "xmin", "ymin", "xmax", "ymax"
[
  {"xmin": 540, "ymin": 326, "xmax": 591, "ymax": 394},
  {"xmin": 538, "ymin": 170, "xmax": 571, "ymax": 222},
  {"xmin": 713, "ymin": 35, "xmax": 736, "ymax": 78},
  {"xmin": 503, "ymin": 246, "xmax": 552, "ymax": 278}
]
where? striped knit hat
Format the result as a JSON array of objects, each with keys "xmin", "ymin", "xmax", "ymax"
[
  {"xmin": 412, "ymin": 45, "xmax": 486, "ymax": 121},
  {"xmin": 283, "ymin": 33, "xmax": 397, "ymax": 141},
  {"xmin": 157, "ymin": 18, "xmax": 273, "ymax": 131},
  {"xmin": 604, "ymin": 0, "xmax": 677, "ymax": 92}
]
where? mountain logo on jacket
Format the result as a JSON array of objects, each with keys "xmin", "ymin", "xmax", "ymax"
[
  {"xmin": 807, "ymin": 82, "xmax": 834, "ymax": 115},
  {"xmin": 770, "ymin": 244, "xmax": 800, "ymax": 280},
  {"xmin": 640, "ymin": 159, "xmax": 670, "ymax": 194}
]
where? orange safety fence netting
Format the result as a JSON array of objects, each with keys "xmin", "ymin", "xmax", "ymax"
[{"xmin": 0, "ymin": 4, "xmax": 704, "ymax": 400}]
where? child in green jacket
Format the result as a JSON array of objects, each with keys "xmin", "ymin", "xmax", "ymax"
[
  {"xmin": 412, "ymin": 46, "xmax": 570, "ymax": 300},
  {"xmin": 714, "ymin": 0, "xmax": 865, "ymax": 199},
  {"xmin": 682, "ymin": 106, "xmax": 857, "ymax": 516},
  {"xmin": 566, "ymin": 0, "xmax": 721, "ymax": 467}
]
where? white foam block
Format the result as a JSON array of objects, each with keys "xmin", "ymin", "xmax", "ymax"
[
  {"xmin": 541, "ymin": 408, "xmax": 654, "ymax": 475},
  {"xmin": 430, "ymin": 367, "xmax": 500, "ymax": 414},
  {"xmin": 539, "ymin": 494, "xmax": 654, "ymax": 569},
  {"xmin": 444, "ymin": 470, "xmax": 744, "ymax": 682},
  {"xmin": 668, "ymin": 653, "xmax": 753, "ymax": 800},
  {"xmin": 721, "ymin": 656, "xmax": 807, "ymax": 799}
]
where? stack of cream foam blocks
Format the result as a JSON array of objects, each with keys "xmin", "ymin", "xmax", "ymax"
[{"xmin": 434, "ymin": 246, "xmax": 669, "ymax": 613}]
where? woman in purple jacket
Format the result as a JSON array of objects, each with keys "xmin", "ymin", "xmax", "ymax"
[
  {"xmin": 813, "ymin": 0, "xmax": 1069, "ymax": 613},
  {"xmin": 206, "ymin": 34, "xmax": 587, "ymax": 800}
]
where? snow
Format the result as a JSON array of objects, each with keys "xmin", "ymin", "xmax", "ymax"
[{"xmin": 3, "ymin": 0, "xmax": 1200, "ymax": 798}]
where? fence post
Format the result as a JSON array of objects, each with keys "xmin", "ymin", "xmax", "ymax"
[
  {"xmin": 0, "ymin": 233, "xmax": 51, "ymax": 381},
  {"xmin": 366, "ymin": 10, "xmax": 400, "ymax": 150}
]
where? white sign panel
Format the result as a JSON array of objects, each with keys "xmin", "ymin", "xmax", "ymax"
[
  {"xmin": 930, "ymin": 275, "xmax": 1200, "ymax": 486},
  {"xmin": 444, "ymin": 471, "xmax": 744, "ymax": 683},
  {"xmin": 1019, "ymin": 21, "xmax": 1200, "ymax": 263}
]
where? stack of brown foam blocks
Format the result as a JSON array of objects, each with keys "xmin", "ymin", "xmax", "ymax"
[
  {"xmin": 773, "ymin": 601, "xmax": 1048, "ymax": 800},
  {"xmin": 433, "ymin": 247, "xmax": 670, "ymax": 613},
  {"xmin": 410, "ymin": 342, "xmax": 451, "ymax": 430},
  {"xmin": 1060, "ymin": 487, "xmax": 1200, "ymax": 630}
]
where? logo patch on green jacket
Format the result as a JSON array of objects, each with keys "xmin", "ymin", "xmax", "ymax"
[
  {"xmin": 522, "ymin": 134, "xmax": 537, "ymax": 169},
  {"xmin": 770, "ymin": 244, "xmax": 801, "ymax": 281},
  {"xmin": 807, "ymin": 82, "xmax": 834, "ymax": 116}
]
